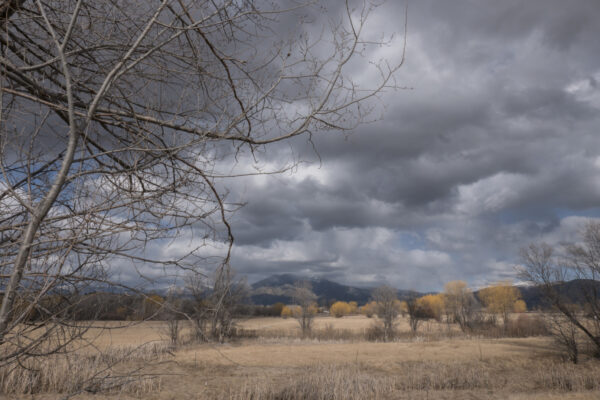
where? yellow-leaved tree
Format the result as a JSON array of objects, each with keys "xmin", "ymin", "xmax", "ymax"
[
  {"xmin": 478, "ymin": 281, "xmax": 523, "ymax": 327},
  {"xmin": 330, "ymin": 301, "xmax": 351, "ymax": 318},
  {"xmin": 281, "ymin": 305, "xmax": 300, "ymax": 319},
  {"xmin": 416, "ymin": 294, "xmax": 445, "ymax": 321},
  {"xmin": 514, "ymin": 299, "xmax": 527, "ymax": 313},
  {"xmin": 360, "ymin": 301, "xmax": 378, "ymax": 318},
  {"xmin": 348, "ymin": 301, "xmax": 359, "ymax": 314}
]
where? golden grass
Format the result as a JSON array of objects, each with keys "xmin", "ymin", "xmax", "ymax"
[
  {"xmin": 5, "ymin": 315, "xmax": 600, "ymax": 399},
  {"xmin": 80, "ymin": 320, "xmax": 195, "ymax": 349},
  {"xmin": 228, "ymin": 361, "xmax": 600, "ymax": 399},
  {"xmin": 176, "ymin": 337, "xmax": 555, "ymax": 368},
  {"xmin": 237, "ymin": 315, "xmax": 462, "ymax": 335}
]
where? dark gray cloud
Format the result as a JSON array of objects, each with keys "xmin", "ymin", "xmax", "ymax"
[{"xmin": 208, "ymin": 0, "xmax": 600, "ymax": 291}]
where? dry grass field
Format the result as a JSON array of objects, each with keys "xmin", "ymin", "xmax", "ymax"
[{"xmin": 6, "ymin": 315, "xmax": 600, "ymax": 400}]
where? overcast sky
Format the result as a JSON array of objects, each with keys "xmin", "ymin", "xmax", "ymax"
[{"xmin": 189, "ymin": 0, "xmax": 600, "ymax": 291}]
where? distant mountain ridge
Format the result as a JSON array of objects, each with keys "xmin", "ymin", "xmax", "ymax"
[
  {"xmin": 512, "ymin": 279, "xmax": 600, "ymax": 310},
  {"xmin": 250, "ymin": 274, "xmax": 600, "ymax": 309},
  {"xmin": 249, "ymin": 274, "xmax": 420, "ymax": 306}
]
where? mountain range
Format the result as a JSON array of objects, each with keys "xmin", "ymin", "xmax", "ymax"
[
  {"xmin": 249, "ymin": 274, "xmax": 600, "ymax": 309},
  {"xmin": 249, "ymin": 274, "xmax": 421, "ymax": 306}
]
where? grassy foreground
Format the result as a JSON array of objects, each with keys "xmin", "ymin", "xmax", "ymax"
[{"xmin": 6, "ymin": 315, "xmax": 600, "ymax": 399}]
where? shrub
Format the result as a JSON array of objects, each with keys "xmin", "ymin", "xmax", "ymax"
[
  {"xmin": 281, "ymin": 306, "xmax": 293, "ymax": 319},
  {"xmin": 514, "ymin": 300, "xmax": 527, "ymax": 313},
  {"xmin": 272, "ymin": 303, "xmax": 285, "ymax": 316},
  {"xmin": 416, "ymin": 294, "xmax": 445, "ymax": 321},
  {"xmin": 330, "ymin": 301, "xmax": 351, "ymax": 318},
  {"xmin": 360, "ymin": 301, "xmax": 377, "ymax": 318}
]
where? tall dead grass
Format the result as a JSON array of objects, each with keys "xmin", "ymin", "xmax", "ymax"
[
  {"xmin": 228, "ymin": 359, "xmax": 600, "ymax": 400},
  {"xmin": 230, "ymin": 364, "xmax": 394, "ymax": 400},
  {"xmin": 0, "ymin": 342, "xmax": 168, "ymax": 395}
]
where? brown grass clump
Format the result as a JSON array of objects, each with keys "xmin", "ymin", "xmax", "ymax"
[
  {"xmin": 228, "ymin": 362, "xmax": 496, "ymax": 399},
  {"xmin": 229, "ymin": 364, "xmax": 394, "ymax": 400}
]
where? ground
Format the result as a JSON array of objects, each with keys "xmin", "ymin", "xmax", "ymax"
[{"xmin": 8, "ymin": 315, "xmax": 600, "ymax": 400}]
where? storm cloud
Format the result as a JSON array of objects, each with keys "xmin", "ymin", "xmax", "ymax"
[{"xmin": 200, "ymin": 0, "xmax": 600, "ymax": 291}]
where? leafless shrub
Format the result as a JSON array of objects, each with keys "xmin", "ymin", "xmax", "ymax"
[
  {"xmin": 160, "ymin": 287, "xmax": 184, "ymax": 347},
  {"xmin": 406, "ymin": 296, "xmax": 427, "ymax": 333},
  {"xmin": 183, "ymin": 269, "xmax": 247, "ymax": 344},
  {"xmin": 509, "ymin": 314, "xmax": 548, "ymax": 337},
  {"xmin": 372, "ymin": 285, "xmax": 400, "ymax": 341},
  {"xmin": 547, "ymin": 311, "xmax": 581, "ymax": 363},
  {"xmin": 185, "ymin": 272, "xmax": 211, "ymax": 342},
  {"xmin": 484, "ymin": 314, "xmax": 549, "ymax": 338},
  {"xmin": 520, "ymin": 223, "xmax": 600, "ymax": 360},
  {"xmin": 293, "ymin": 281, "xmax": 318, "ymax": 338},
  {"xmin": 364, "ymin": 323, "xmax": 389, "ymax": 342},
  {"xmin": 444, "ymin": 281, "xmax": 479, "ymax": 332},
  {"xmin": 164, "ymin": 318, "xmax": 180, "ymax": 347}
]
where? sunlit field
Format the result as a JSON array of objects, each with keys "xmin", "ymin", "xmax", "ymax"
[{"xmin": 8, "ymin": 314, "xmax": 600, "ymax": 400}]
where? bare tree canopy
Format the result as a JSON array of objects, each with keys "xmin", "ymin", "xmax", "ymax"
[
  {"xmin": 519, "ymin": 221, "xmax": 600, "ymax": 358},
  {"xmin": 443, "ymin": 280, "xmax": 477, "ymax": 332},
  {"xmin": 292, "ymin": 280, "xmax": 317, "ymax": 337},
  {"xmin": 372, "ymin": 284, "xmax": 399, "ymax": 341},
  {"xmin": 0, "ymin": 0, "xmax": 404, "ymax": 366}
]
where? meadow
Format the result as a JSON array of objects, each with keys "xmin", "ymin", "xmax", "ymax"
[{"xmin": 5, "ymin": 314, "xmax": 600, "ymax": 400}]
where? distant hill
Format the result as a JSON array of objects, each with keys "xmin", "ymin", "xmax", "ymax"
[
  {"xmin": 250, "ymin": 275, "xmax": 600, "ymax": 309},
  {"xmin": 515, "ymin": 279, "xmax": 600, "ymax": 310},
  {"xmin": 249, "ymin": 274, "xmax": 420, "ymax": 306}
]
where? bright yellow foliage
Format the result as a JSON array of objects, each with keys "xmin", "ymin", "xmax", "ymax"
[
  {"xmin": 416, "ymin": 294, "xmax": 445, "ymax": 320},
  {"xmin": 513, "ymin": 299, "xmax": 527, "ymax": 313},
  {"xmin": 360, "ymin": 301, "xmax": 378, "ymax": 318},
  {"xmin": 330, "ymin": 301, "xmax": 351, "ymax": 318},
  {"xmin": 348, "ymin": 301, "xmax": 358, "ymax": 314},
  {"xmin": 146, "ymin": 294, "xmax": 164, "ymax": 305},
  {"xmin": 444, "ymin": 280, "xmax": 469, "ymax": 298},
  {"xmin": 307, "ymin": 303, "xmax": 319, "ymax": 316},
  {"xmin": 479, "ymin": 281, "xmax": 522, "ymax": 322},
  {"xmin": 281, "ymin": 305, "xmax": 292, "ymax": 318},
  {"xmin": 281, "ymin": 305, "xmax": 301, "ymax": 318}
]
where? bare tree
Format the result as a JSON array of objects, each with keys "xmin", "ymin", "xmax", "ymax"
[
  {"xmin": 183, "ymin": 268, "xmax": 246, "ymax": 343},
  {"xmin": 549, "ymin": 307, "xmax": 580, "ymax": 363},
  {"xmin": 372, "ymin": 285, "xmax": 399, "ymax": 341},
  {"xmin": 293, "ymin": 281, "xmax": 317, "ymax": 338},
  {"xmin": 0, "ymin": 0, "xmax": 405, "ymax": 373},
  {"xmin": 444, "ymin": 280, "xmax": 477, "ymax": 332},
  {"xmin": 405, "ymin": 296, "xmax": 426, "ymax": 333},
  {"xmin": 519, "ymin": 223, "xmax": 600, "ymax": 359},
  {"xmin": 184, "ymin": 272, "xmax": 210, "ymax": 342},
  {"xmin": 209, "ymin": 268, "xmax": 247, "ymax": 342},
  {"xmin": 161, "ymin": 286, "xmax": 183, "ymax": 347}
]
